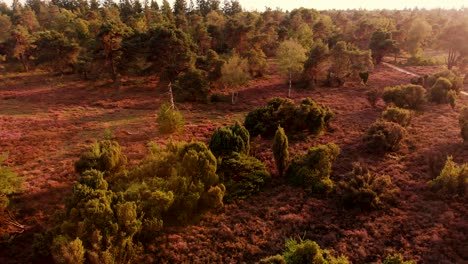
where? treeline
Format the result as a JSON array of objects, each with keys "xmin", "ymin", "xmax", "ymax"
[
  {"xmin": 0, "ymin": 0, "xmax": 468, "ymax": 92},
  {"xmin": 0, "ymin": 0, "xmax": 468, "ymax": 85}
]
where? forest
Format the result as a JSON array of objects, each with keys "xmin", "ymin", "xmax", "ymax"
[{"xmin": 0, "ymin": 0, "xmax": 467, "ymax": 263}]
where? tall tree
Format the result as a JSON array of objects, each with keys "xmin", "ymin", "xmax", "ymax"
[
  {"xmin": 220, "ymin": 52, "xmax": 250, "ymax": 104},
  {"xmin": 276, "ymin": 39, "xmax": 307, "ymax": 97},
  {"xmin": 272, "ymin": 126, "xmax": 289, "ymax": 177},
  {"xmin": 302, "ymin": 39, "xmax": 330, "ymax": 88},
  {"xmin": 369, "ymin": 29, "xmax": 396, "ymax": 64},
  {"xmin": 406, "ymin": 18, "xmax": 431, "ymax": 57},
  {"xmin": 173, "ymin": 0, "xmax": 187, "ymax": 17}
]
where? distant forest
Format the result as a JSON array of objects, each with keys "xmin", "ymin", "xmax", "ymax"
[{"xmin": 0, "ymin": 0, "xmax": 467, "ymax": 91}]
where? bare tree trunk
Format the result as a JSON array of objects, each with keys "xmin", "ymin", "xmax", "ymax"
[
  {"xmin": 169, "ymin": 82, "xmax": 175, "ymax": 109},
  {"xmin": 288, "ymin": 69, "xmax": 292, "ymax": 98}
]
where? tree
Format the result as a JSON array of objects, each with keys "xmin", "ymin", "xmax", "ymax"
[
  {"xmin": 439, "ymin": 22, "xmax": 468, "ymax": 70},
  {"xmin": 34, "ymin": 30, "xmax": 80, "ymax": 73},
  {"xmin": 276, "ymin": 39, "xmax": 307, "ymax": 97},
  {"xmin": 272, "ymin": 126, "xmax": 288, "ymax": 177},
  {"xmin": 11, "ymin": 25, "xmax": 34, "ymax": 72},
  {"xmin": 302, "ymin": 39, "xmax": 329, "ymax": 88},
  {"xmin": 406, "ymin": 18, "xmax": 431, "ymax": 57},
  {"xmin": 220, "ymin": 52, "xmax": 250, "ymax": 104},
  {"xmin": 369, "ymin": 29, "xmax": 396, "ymax": 64}
]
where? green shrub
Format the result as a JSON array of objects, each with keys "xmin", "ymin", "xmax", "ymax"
[
  {"xmin": 405, "ymin": 56, "xmax": 440, "ymax": 66},
  {"xmin": 260, "ymin": 239, "xmax": 349, "ymax": 264},
  {"xmin": 460, "ymin": 106, "xmax": 468, "ymax": 142},
  {"xmin": 217, "ymin": 152, "xmax": 271, "ymax": 202},
  {"xmin": 0, "ymin": 154, "xmax": 23, "ymax": 211},
  {"xmin": 338, "ymin": 163, "xmax": 398, "ymax": 209},
  {"xmin": 425, "ymin": 70, "xmax": 462, "ymax": 92},
  {"xmin": 383, "ymin": 253, "xmax": 417, "ymax": 264},
  {"xmin": 429, "ymin": 156, "xmax": 467, "ymax": 197},
  {"xmin": 52, "ymin": 236, "xmax": 86, "ymax": 264},
  {"xmin": 175, "ymin": 69, "xmax": 210, "ymax": 103},
  {"xmin": 364, "ymin": 120, "xmax": 406, "ymax": 152},
  {"xmin": 286, "ymin": 143, "xmax": 340, "ymax": 194},
  {"xmin": 156, "ymin": 103, "xmax": 185, "ymax": 134},
  {"xmin": 366, "ymin": 87, "xmax": 382, "ymax": 108},
  {"xmin": 382, "ymin": 84, "xmax": 425, "ymax": 109},
  {"xmin": 244, "ymin": 97, "xmax": 333, "ymax": 137},
  {"xmin": 429, "ymin": 77, "xmax": 454, "ymax": 103},
  {"xmin": 209, "ymin": 121, "xmax": 250, "ymax": 157},
  {"xmin": 381, "ymin": 107, "xmax": 412, "ymax": 127},
  {"xmin": 273, "ymin": 126, "xmax": 289, "ymax": 177},
  {"xmin": 447, "ymin": 90, "xmax": 457, "ymax": 109},
  {"xmin": 74, "ymin": 140, "xmax": 127, "ymax": 176}
]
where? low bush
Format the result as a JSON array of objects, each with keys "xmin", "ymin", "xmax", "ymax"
[
  {"xmin": 260, "ymin": 239, "xmax": 349, "ymax": 264},
  {"xmin": 156, "ymin": 103, "xmax": 185, "ymax": 134},
  {"xmin": 429, "ymin": 77, "xmax": 456, "ymax": 104},
  {"xmin": 0, "ymin": 154, "xmax": 23, "ymax": 211},
  {"xmin": 383, "ymin": 253, "xmax": 416, "ymax": 264},
  {"xmin": 244, "ymin": 97, "xmax": 333, "ymax": 137},
  {"xmin": 428, "ymin": 156, "xmax": 467, "ymax": 197},
  {"xmin": 209, "ymin": 121, "xmax": 250, "ymax": 157},
  {"xmin": 381, "ymin": 107, "xmax": 412, "ymax": 127},
  {"xmin": 217, "ymin": 152, "xmax": 271, "ymax": 202},
  {"xmin": 74, "ymin": 140, "xmax": 127, "ymax": 176},
  {"xmin": 364, "ymin": 120, "xmax": 406, "ymax": 152},
  {"xmin": 338, "ymin": 163, "xmax": 398, "ymax": 209},
  {"xmin": 286, "ymin": 143, "xmax": 340, "ymax": 194},
  {"xmin": 366, "ymin": 87, "xmax": 383, "ymax": 108},
  {"xmin": 382, "ymin": 84, "xmax": 425, "ymax": 109},
  {"xmin": 459, "ymin": 106, "xmax": 468, "ymax": 142},
  {"xmin": 405, "ymin": 56, "xmax": 440, "ymax": 66},
  {"xmin": 425, "ymin": 70, "xmax": 462, "ymax": 92}
]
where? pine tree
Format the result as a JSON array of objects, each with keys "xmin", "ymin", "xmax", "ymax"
[{"xmin": 272, "ymin": 126, "xmax": 289, "ymax": 177}]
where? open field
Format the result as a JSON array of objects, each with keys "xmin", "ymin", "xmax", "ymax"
[{"xmin": 0, "ymin": 62, "xmax": 467, "ymax": 263}]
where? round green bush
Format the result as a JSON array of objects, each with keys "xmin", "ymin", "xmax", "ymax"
[
  {"xmin": 156, "ymin": 103, "xmax": 185, "ymax": 134},
  {"xmin": 383, "ymin": 84, "xmax": 425, "ymax": 109},
  {"xmin": 365, "ymin": 120, "xmax": 406, "ymax": 152},
  {"xmin": 74, "ymin": 140, "xmax": 127, "ymax": 175},
  {"xmin": 381, "ymin": 107, "xmax": 411, "ymax": 127},
  {"xmin": 209, "ymin": 122, "xmax": 250, "ymax": 157}
]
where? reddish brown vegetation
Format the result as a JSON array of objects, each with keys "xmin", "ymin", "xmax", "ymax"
[{"xmin": 0, "ymin": 63, "xmax": 467, "ymax": 262}]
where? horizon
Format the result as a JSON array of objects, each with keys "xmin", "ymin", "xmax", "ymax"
[{"xmin": 0, "ymin": 0, "xmax": 467, "ymax": 11}]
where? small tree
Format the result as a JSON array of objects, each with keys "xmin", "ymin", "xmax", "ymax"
[
  {"xmin": 272, "ymin": 126, "xmax": 289, "ymax": 177},
  {"xmin": 276, "ymin": 40, "xmax": 307, "ymax": 97},
  {"xmin": 220, "ymin": 53, "xmax": 250, "ymax": 104},
  {"xmin": 156, "ymin": 103, "xmax": 185, "ymax": 134},
  {"xmin": 369, "ymin": 29, "xmax": 396, "ymax": 64}
]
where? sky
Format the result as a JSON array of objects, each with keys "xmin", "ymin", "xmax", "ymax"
[{"xmin": 1, "ymin": 0, "xmax": 467, "ymax": 11}]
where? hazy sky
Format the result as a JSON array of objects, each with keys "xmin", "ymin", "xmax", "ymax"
[
  {"xmin": 1, "ymin": 0, "xmax": 467, "ymax": 11},
  {"xmin": 238, "ymin": 0, "xmax": 468, "ymax": 11}
]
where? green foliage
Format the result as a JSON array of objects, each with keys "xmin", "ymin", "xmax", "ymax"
[
  {"xmin": 273, "ymin": 126, "xmax": 289, "ymax": 177},
  {"xmin": 246, "ymin": 48, "xmax": 269, "ymax": 77},
  {"xmin": 429, "ymin": 77, "xmax": 454, "ymax": 103},
  {"xmin": 369, "ymin": 29, "xmax": 396, "ymax": 64},
  {"xmin": 460, "ymin": 106, "xmax": 468, "ymax": 142},
  {"xmin": 381, "ymin": 107, "xmax": 412, "ymax": 127},
  {"xmin": 156, "ymin": 103, "xmax": 185, "ymax": 134},
  {"xmin": 425, "ymin": 70, "xmax": 463, "ymax": 93},
  {"xmin": 405, "ymin": 56, "xmax": 440, "ymax": 66},
  {"xmin": 217, "ymin": 152, "xmax": 271, "ymax": 202},
  {"xmin": 338, "ymin": 163, "xmax": 398, "ymax": 210},
  {"xmin": 366, "ymin": 87, "xmax": 383, "ymax": 108},
  {"xmin": 220, "ymin": 52, "xmax": 250, "ymax": 89},
  {"xmin": 447, "ymin": 90, "xmax": 457, "ymax": 109},
  {"xmin": 51, "ymin": 236, "xmax": 86, "ymax": 264},
  {"xmin": 429, "ymin": 156, "xmax": 467, "ymax": 197},
  {"xmin": 286, "ymin": 143, "xmax": 340, "ymax": 194},
  {"xmin": 383, "ymin": 253, "xmax": 417, "ymax": 264},
  {"xmin": 261, "ymin": 239, "xmax": 349, "ymax": 264},
  {"xmin": 364, "ymin": 120, "xmax": 406, "ymax": 152},
  {"xmin": 209, "ymin": 121, "xmax": 250, "ymax": 157},
  {"xmin": 277, "ymin": 39, "xmax": 307, "ymax": 81},
  {"xmin": 382, "ymin": 84, "xmax": 426, "ymax": 109},
  {"xmin": 74, "ymin": 140, "xmax": 127, "ymax": 176},
  {"xmin": 175, "ymin": 69, "xmax": 210, "ymax": 103},
  {"xmin": 0, "ymin": 155, "xmax": 22, "ymax": 211},
  {"xmin": 244, "ymin": 97, "xmax": 333, "ymax": 137},
  {"xmin": 302, "ymin": 40, "xmax": 329, "ymax": 88}
]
